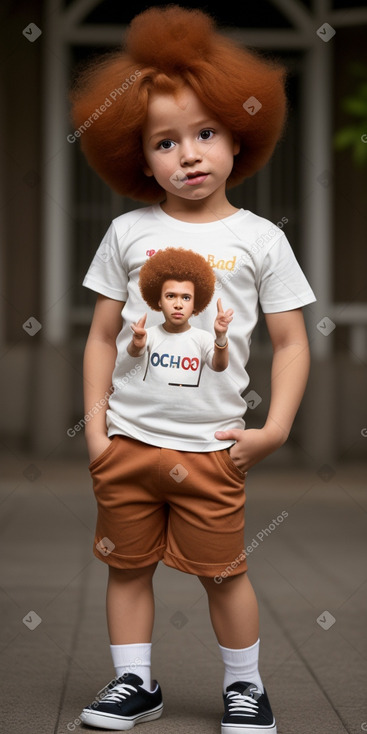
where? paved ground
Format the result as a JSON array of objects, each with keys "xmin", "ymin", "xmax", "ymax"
[{"xmin": 1, "ymin": 451, "xmax": 366, "ymax": 734}]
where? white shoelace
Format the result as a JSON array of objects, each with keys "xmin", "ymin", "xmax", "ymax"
[
  {"xmin": 98, "ymin": 681, "xmax": 138, "ymax": 704},
  {"xmin": 226, "ymin": 690, "xmax": 260, "ymax": 717}
]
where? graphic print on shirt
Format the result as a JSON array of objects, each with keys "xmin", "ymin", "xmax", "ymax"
[
  {"xmin": 143, "ymin": 343, "xmax": 203, "ymax": 387},
  {"xmin": 141, "ymin": 326, "xmax": 214, "ymax": 388},
  {"xmin": 145, "ymin": 247, "xmax": 237, "ymax": 273}
]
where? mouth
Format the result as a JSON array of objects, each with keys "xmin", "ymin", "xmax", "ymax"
[
  {"xmin": 184, "ymin": 171, "xmax": 209, "ymax": 185},
  {"xmin": 171, "ymin": 313, "xmax": 183, "ymax": 318}
]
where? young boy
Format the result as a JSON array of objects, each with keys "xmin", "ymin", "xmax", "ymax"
[
  {"xmin": 128, "ymin": 247, "xmax": 233, "ymax": 386},
  {"xmin": 71, "ymin": 6, "xmax": 316, "ymax": 732}
]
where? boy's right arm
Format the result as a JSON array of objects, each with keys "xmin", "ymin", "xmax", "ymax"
[
  {"xmin": 83, "ymin": 294, "xmax": 125, "ymax": 463},
  {"xmin": 127, "ymin": 313, "xmax": 147, "ymax": 357}
]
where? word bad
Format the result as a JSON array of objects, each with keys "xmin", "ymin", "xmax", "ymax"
[{"xmin": 208, "ymin": 255, "xmax": 237, "ymax": 271}]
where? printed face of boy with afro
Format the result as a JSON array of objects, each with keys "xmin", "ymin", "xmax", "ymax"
[
  {"xmin": 158, "ymin": 280, "xmax": 196, "ymax": 333},
  {"xmin": 138, "ymin": 247, "xmax": 216, "ymax": 334},
  {"xmin": 130, "ymin": 248, "xmax": 234, "ymax": 367},
  {"xmin": 142, "ymin": 87, "xmax": 240, "ymax": 217}
]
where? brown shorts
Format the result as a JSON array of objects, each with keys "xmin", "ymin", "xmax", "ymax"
[{"xmin": 89, "ymin": 435, "xmax": 247, "ymax": 578}]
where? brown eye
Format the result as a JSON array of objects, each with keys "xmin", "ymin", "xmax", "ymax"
[
  {"xmin": 199, "ymin": 129, "xmax": 214, "ymax": 141},
  {"xmin": 159, "ymin": 139, "xmax": 174, "ymax": 150}
]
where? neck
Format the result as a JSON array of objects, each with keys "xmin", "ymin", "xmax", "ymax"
[
  {"xmin": 160, "ymin": 194, "xmax": 239, "ymax": 223},
  {"xmin": 162, "ymin": 321, "xmax": 191, "ymax": 334}
]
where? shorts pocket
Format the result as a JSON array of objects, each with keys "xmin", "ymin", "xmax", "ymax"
[
  {"xmin": 88, "ymin": 436, "xmax": 118, "ymax": 473},
  {"xmin": 218, "ymin": 448, "xmax": 247, "ymax": 481}
]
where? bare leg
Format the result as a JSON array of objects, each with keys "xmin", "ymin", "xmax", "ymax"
[
  {"xmin": 198, "ymin": 571, "xmax": 259, "ymax": 648},
  {"xmin": 106, "ymin": 562, "xmax": 158, "ymax": 644}
]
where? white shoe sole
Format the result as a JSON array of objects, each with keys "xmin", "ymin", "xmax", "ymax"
[
  {"xmin": 221, "ymin": 720, "xmax": 277, "ymax": 734},
  {"xmin": 80, "ymin": 702, "xmax": 163, "ymax": 730}
]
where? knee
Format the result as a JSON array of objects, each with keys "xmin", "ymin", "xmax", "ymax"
[
  {"xmin": 109, "ymin": 562, "xmax": 158, "ymax": 583},
  {"xmin": 197, "ymin": 573, "xmax": 224, "ymax": 591},
  {"xmin": 198, "ymin": 570, "xmax": 247, "ymax": 591}
]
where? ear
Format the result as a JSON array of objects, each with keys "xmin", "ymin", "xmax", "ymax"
[
  {"xmin": 233, "ymin": 137, "xmax": 240, "ymax": 156},
  {"xmin": 143, "ymin": 164, "xmax": 154, "ymax": 177}
]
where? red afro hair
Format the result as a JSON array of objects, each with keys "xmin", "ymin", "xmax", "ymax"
[
  {"xmin": 69, "ymin": 5, "xmax": 287, "ymax": 202},
  {"xmin": 139, "ymin": 248, "xmax": 216, "ymax": 313}
]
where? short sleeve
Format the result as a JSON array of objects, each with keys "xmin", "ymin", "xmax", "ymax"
[
  {"xmin": 82, "ymin": 222, "xmax": 128, "ymax": 301},
  {"xmin": 258, "ymin": 233, "xmax": 316, "ymax": 313}
]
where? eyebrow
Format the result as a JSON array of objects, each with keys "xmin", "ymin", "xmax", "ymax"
[
  {"xmin": 149, "ymin": 130, "xmax": 175, "ymax": 142},
  {"xmin": 163, "ymin": 290, "xmax": 193, "ymax": 296},
  {"xmin": 148, "ymin": 119, "xmax": 216, "ymax": 142}
]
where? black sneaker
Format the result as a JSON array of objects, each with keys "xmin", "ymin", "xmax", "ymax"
[
  {"xmin": 80, "ymin": 672, "xmax": 163, "ymax": 730},
  {"xmin": 221, "ymin": 681, "xmax": 277, "ymax": 733}
]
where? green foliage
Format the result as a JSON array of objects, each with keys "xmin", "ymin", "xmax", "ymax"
[{"xmin": 334, "ymin": 62, "xmax": 367, "ymax": 167}]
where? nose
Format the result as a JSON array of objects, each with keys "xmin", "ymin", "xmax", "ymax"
[
  {"xmin": 173, "ymin": 298, "xmax": 183, "ymax": 309},
  {"xmin": 180, "ymin": 138, "xmax": 202, "ymax": 166}
]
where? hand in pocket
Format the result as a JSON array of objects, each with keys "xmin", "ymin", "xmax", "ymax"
[{"xmin": 87, "ymin": 434, "xmax": 113, "ymax": 464}]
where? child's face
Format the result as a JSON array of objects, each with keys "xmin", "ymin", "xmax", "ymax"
[
  {"xmin": 158, "ymin": 280, "xmax": 195, "ymax": 333},
  {"xmin": 142, "ymin": 87, "xmax": 239, "ymax": 210}
]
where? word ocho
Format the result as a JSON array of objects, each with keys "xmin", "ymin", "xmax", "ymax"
[{"xmin": 150, "ymin": 353, "xmax": 199, "ymax": 370}]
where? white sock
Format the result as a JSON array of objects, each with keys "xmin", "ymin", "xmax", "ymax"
[
  {"xmin": 110, "ymin": 643, "xmax": 153, "ymax": 692},
  {"xmin": 218, "ymin": 638, "xmax": 264, "ymax": 694}
]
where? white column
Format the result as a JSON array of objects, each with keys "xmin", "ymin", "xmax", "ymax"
[
  {"xmin": 301, "ymin": 36, "xmax": 334, "ymax": 357},
  {"xmin": 300, "ymin": 20, "xmax": 337, "ymax": 464},
  {"xmin": 41, "ymin": 0, "xmax": 71, "ymax": 344},
  {"xmin": 34, "ymin": 0, "xmax": 73, "ymax": 454}
]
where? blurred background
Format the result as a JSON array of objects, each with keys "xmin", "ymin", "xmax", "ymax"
[
  {"xmin": 1, "ymin": 0, "xmax": 367, "ymax": 469},
  {"xmin": 1, "ymin": 6, "xmax": 366, "ymax": 732}
]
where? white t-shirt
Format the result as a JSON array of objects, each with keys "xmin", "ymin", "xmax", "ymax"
[
  {"xmin": 83, "ymin": 205, "xmax": 316, "ymax": 451},
  {"xmin": 119, "ymin": 323, "xmax": 217, "ymax": 445}
]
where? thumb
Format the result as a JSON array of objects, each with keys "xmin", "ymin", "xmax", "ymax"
[{"xmin": 214, "ymin": 429, "xmax": 244, "ymax": 441}]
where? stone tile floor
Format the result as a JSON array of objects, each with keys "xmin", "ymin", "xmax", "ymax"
[{"xmin": 1, "ymin": 454, "xmax": 366, "ymax": 733}]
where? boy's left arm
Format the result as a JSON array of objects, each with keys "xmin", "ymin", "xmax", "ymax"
[
  {"xmin": 215, "ymin": 308, "xmax": 311, "ymax": 474},
  {"xmin": 212, "ymin": 298, "xmax": 234, "ymax": 372}
]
